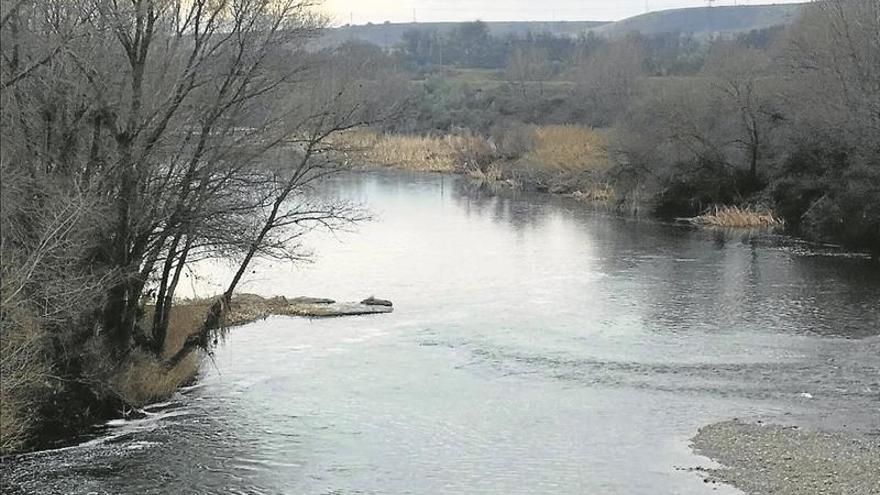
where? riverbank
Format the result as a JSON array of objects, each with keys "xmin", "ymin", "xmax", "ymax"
[
  {"xmin": 112, "ymin": 295, "xmax": 293, "ymax": 408},
  {"xmin": 691, "ymin": 420, "xmax": 880, "ymax": 494},
  {"xmin": 0, "ymin": 294, "xmax": 391, "ymax": 455},
  {"xmin": 116, "ymin": 294, "xmax": 393, "ymax": 414},
  {"xmin": 336, "ymin": 128, "xmax": 798, "ymax": 231},
  {"xmin": 2, "ymin": 170, "xmax": 878, "ymax": 493},
  {"xmin": 336, "ymin": 126, "xmax": 615, "ymax": 199}
]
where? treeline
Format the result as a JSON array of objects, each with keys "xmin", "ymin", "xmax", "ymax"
[
  {"xmin": 334, "ymin": 21, "xmax": 787, "ymax": 131},
  {"xmin": 341, "ymin": 2, "xmax": 880, "ymax": 252},
  {"xmin": 615, "ymin": 2, "xmax": 879, "ymax": 249},
  {"xmin": 0, "ymin": 0, "xmax": 397, "ymax": 453},
  {"xmin": 394, "ymin": 20, "xmax": 781, "ymax": 76}
]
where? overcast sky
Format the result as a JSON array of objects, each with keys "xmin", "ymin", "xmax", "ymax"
[{"xmin": 322, "ymin": 0, "xmax": 806, "ymax": 25}]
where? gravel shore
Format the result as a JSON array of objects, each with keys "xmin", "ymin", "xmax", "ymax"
[{"xmin": 691, "ymin": 420, "xmax": 880, "ymax": 495}]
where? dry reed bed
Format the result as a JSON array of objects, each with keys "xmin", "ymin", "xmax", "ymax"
[
  {"xmin": 691, "ymin": 206, "xmax": 783, "ymax": 228},
  {"xmin": 525, "ymin": 125, "xmax": 610, "ymax": 172},
  {"xmin": 337, "ymin": 131, "xmax": 489, "ymax": 172},
  {"xmin": 337, "ymin": 125, "xmax": 610, "ymax": 176},
  {"xmin": 571, "ymin": 183, "xmax": 616, "ymax": 203}
]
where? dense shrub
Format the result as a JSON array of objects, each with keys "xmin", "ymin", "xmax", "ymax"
[
  {"xmin": 773, "ymin": 146, "xmax": 880, "ymax": 251},
  {"xmin": 489, "ymin": 120, "xmax": 535, "ymax": 160},
  {"xmin": 652, "ymin": 159, "xmax": 747, "ymax": 218}
]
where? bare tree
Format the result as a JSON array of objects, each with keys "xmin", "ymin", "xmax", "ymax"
[
  {"xmin": 779, "ymin": 0, "xmax": 880, "ymax": 152},
  {"xmin": 1, "ymin": 0, "xmax": 400, "ymax": 450},
  {"xmin": 769, "ymin": 0, "xmax": 880, "ymax": 245},
  {"xmin": 505, "ymin": 45, "xmax": 552, "ymax": 98},
  {"xmin": 703, "ymin": 42, "xmax": 779, "ymax": 182},
  {"xmin": 612, "ymin": 0, "xmax": 879, "ymax": 240},
  {"xmin": 571, "ymin": 34, "xmax": 646, "ymax": 126}
]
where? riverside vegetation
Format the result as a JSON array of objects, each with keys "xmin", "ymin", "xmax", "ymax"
[
  {"xmin": 336, "ymin": 1, "xmax": 878, "ymax": 249},
  {"xmin": 0, "ymin": 0, "xmax": 402, "ymax": 454},
  {"xmin": 1, "ymin": 0, "xmax": 878, "ymax": 457}
]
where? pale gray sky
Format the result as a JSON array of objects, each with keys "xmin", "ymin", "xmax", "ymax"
[{"xmin": 322, "ymin": 0, "xmax": 807, "ymax": 25}]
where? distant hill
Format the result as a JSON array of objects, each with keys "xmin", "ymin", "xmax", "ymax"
[
  {"xmin": 320, "ymin": 21, "xmax": 609, "ymax": 48},
  {"xmin": 320, "ymin": 4, "xmax": 808, "ymax": 48},
  {"xmin": 595, "ymin": 4, "xmax": 806, "ymax": 38}
]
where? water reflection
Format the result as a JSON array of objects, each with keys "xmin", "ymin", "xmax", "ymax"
[{"xmin": 3, "ymin": 171, "xmax": 878, "ymax": 495}]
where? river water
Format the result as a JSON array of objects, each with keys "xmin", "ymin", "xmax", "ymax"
[{"xmin": 3, "ymin": 171, "xmax": 879, "ymax": 494}]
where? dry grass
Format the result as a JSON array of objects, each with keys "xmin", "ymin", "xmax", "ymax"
[
  {"xmin": 223, "ymin": 294, "xmax": 291, "ymax": 326},
  {"xmin": 158, "ymin": 301, "xmax": 213, "ymax": 357},
  {"xmin": 339, "ymin": 126, "xmax": 609, "ymax": 178},
  {"xmin": 572, "ymin": 183, "xmax": 617, "ymax": 203},
  {"xmin": 115, "ymin": 294, "xmax": 286, "ymax": 407},
  {"xmin": 525, "ymin": 125, "xmax": 609, "ymax": 172},
  {"xmin": 338, "ymin": 130, "xmax": 491, "ymax": 172},
  {"xmin": 114, "ymin": 302, "xmax": 210, "ymax": 406},
  {"xmin": 467, "ymin": 162, "xmax": 503, "ymax": 182},
  {"xmin": 113, "ymin": 349, "xmax": 200, "ymax": 407},
  {"xmin": 692, "ymin": 206, "xmax": 783, "ymax": 228},
  {"xmin": 1, "ymin": 293, "xmax": 285, "ymax": 453}
]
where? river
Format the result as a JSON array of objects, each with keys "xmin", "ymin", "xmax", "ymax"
[{"xmin": 3, "ymin": 171, "xmax": 879, "ymax": 494}]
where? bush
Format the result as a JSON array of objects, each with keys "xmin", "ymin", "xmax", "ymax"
[
  {"xmin": 652, "ymin": 159, "xmax": 741, "ymax": 218},
  {"xmin": 772, "ymin": 145, "xmax": 880, "ymax": 251},
  {"xmin": 489, "ymin": 120, "xmax": 535, "ymax": 160},
  {"xmin": 0, "ymin": 304, "xmax": 51, "ymax": 454}
]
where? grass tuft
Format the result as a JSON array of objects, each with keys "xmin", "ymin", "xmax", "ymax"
[
  {"xmin": 113, "ymin": 302, "xmax": 211, "ymax": 407},
  {"xmin": 572, "ymin": 183, "xmax": 616, "ymax": 203},
  {"xmin": 113, "ymin": 350, "xmax": 200, "ymax": 407},
  {"xmin": 692, "ymin": 206, "xmax": 783, "ymax": 228},
  {"xmin": 467, "ymin": 162, "xmax": 503, "ymax": 183}
]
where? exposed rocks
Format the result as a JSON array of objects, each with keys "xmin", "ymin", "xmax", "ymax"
[
  {"xmin": 288, "ymin": 296, "xmax": 336, "ymax": 305},
  {"xmin": 224, "ymin": 294, "xmax": 393, "ymax": 323},
  {"xmin": 360, "ymin": 296, "xmax": 393, "ymax": 307},
  {"xmin": 282, "ymin": 301, "xmax": 393, "ymax": 317}
]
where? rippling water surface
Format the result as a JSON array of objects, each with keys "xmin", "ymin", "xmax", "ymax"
[{"xmin": 4, "ymin": 172, "xmax": 879, "ymax": 494}]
